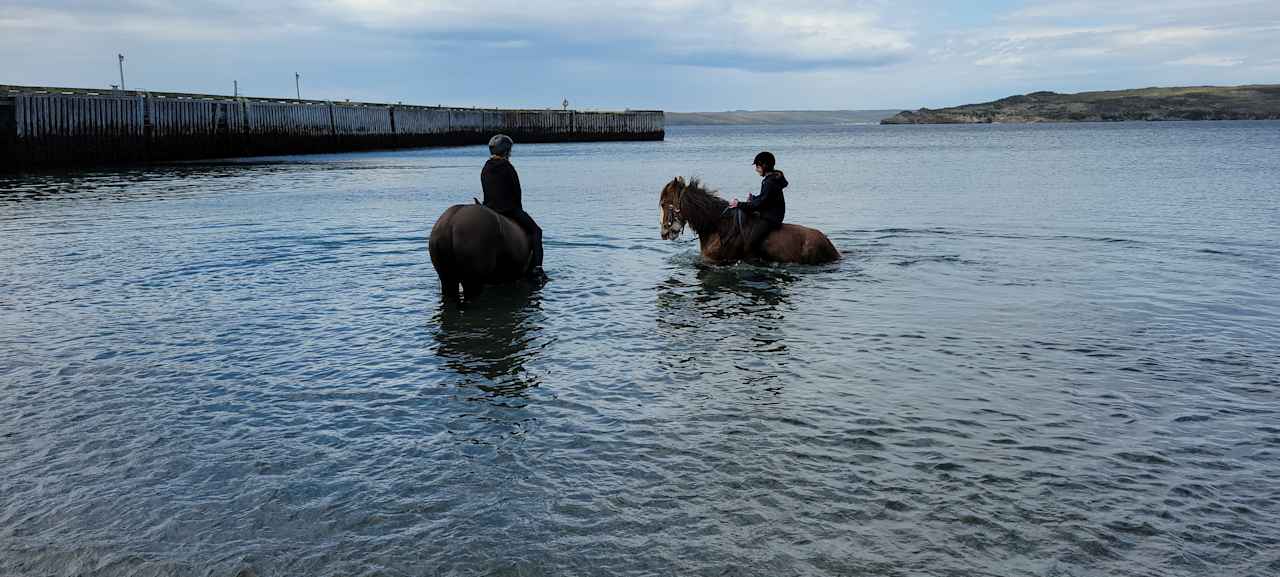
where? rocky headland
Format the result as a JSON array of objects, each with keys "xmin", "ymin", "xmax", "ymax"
[{"xmin": 881, "ymin": 85, "xmax": 1280, "ymax": 124}]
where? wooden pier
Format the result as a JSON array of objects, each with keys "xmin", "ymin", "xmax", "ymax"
[{"xmin": 0, "ymin": 85, "xmax": 664, "ymax": 171}]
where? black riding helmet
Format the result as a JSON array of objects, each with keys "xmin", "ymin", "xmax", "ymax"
[{"xmin": 752, "ymin": 151, "xmax": 776, "ymax": 171}]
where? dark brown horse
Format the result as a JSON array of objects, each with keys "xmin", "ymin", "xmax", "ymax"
[
  {"xmin": 429, "ymin": 204, "xmax": 535, "ymax": 300},
  {"xmin": 660, "ymin": 176, "xmax": 840, "ymax": 264}
]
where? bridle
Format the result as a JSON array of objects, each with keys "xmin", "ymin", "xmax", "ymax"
[{"xmin": 664, "ymin": 181, "xmax": 685, "ymax": 222}]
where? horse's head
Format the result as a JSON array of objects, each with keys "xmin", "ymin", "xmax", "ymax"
[{"xmin": 660, "ymin": 176, "xmax": 687, "ymax": 240}]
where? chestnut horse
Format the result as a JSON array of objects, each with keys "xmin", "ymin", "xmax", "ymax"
[
  {"xmin": 429, "ymin": 203, "xmax": 536, "ymax": 300},
  {"xmin": 660, "ymin": 177, "xmax": 840, "ymax": 264}
]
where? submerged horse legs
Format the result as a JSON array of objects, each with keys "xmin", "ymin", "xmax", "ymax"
[
  {"xmin": 439, "ymin": 274, "xmax": 461, "ymax": 300},
  {"xmin": 462, "ymin": 281, "xmax": 485, "ymax": 300}
]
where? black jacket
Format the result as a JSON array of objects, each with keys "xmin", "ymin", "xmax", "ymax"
[
  {"xmin": 481, "ymin": 157, "xmax": 522, "ymax": 214},
  {"xmin": 744, "ymin": 171, "xmax": 786, "ymax": 225}
]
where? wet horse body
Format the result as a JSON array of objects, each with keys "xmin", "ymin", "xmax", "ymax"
[
  {"xmin": 429, "ymin": 204, "xmax": 535, "ymax": 300},
  {"xmin": 660, "ymin": 177, "xmax": 839, "ymax": 265}
]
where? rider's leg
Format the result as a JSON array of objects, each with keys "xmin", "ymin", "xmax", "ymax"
[
  {"xmin": 527, "ymin": 216, "xmax": 544, "ymax": 270},
  {"xmin": 509, "ymin": 211, "xmax": 545, "ymax": 272},
  {"xmin": 744, "ymin": 214, "xmax": 773, "ymax": 257}
]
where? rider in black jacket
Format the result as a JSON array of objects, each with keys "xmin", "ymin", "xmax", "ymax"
[
  {"xmin": 732, "ymin": 151, "xmax": 787, "ymax": 257},
  {"xmin": 481, "ymin": 134, "xmax": 545, "ymax": 278}
]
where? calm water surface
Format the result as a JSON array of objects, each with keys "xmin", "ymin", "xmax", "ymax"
[{"xmin": 2, "ymin": 122, "xmax": 1279, "ymax": 576}]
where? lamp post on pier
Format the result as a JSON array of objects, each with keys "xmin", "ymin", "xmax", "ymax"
[
  {"xmin": 117, "ymin": 54, "xmax": 126, "ymax": 90},
  {"xmin": 295, "ymin": 73, "xmax": 301, "ymax": 100}
]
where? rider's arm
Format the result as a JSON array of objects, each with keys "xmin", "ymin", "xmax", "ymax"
[
  {"xmin": 742, "ymin": 179, "xmax": 774, "ymax": 210},
  {"xmin": 503, "ymin": 163, "xmax": 522, "ymax": 211},
  {"xmin": 509, "ymin": 164, "xmax": 522, "ymax": 202}
]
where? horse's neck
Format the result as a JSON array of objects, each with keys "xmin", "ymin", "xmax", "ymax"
[{"xmin": 681, "ymin": 190, "xmax": 727, "ymax": 237}]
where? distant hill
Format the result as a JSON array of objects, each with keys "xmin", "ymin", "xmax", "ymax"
[
  {"xmin": 667, "ymin": 110, "xmax": 903, "ymax": 126},
  {"xmin": 882, "ymin": 85, "xmax": 1280, "ymax": 124}
]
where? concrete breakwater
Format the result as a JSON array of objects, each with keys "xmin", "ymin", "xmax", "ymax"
[{"xmin": 0, "ymin": 85, "xmax": 664, "ymax": 171}]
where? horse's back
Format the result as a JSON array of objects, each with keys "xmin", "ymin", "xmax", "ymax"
[
  {"xmin": 429, "ymin": 204, "xmax": 531, "ymax": 283},
  {"xmin": 429, "ymin": 204, "xmax": 466, "ymax": 242},
  {"xmin": 764, "ymin": 223, "xmax": 840, "ymax": 264},
  {"xmin": 462, "ymin": 205, "xmax": 529, "ymax": 258}
]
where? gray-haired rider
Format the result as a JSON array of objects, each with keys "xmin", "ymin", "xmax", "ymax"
[{"xmin": 480, "ymin": 134, "xmax": 546, "ymax": 279}]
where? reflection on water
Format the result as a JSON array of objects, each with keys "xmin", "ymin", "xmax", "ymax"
[
  {"xmin": 0, "ymin": 164, "xmax": 254, "ymax": 203},
  {"xmin": 657, "ymin": 261, "xmax": 796, "ymax": 322},
  {"xmin": 655, "ymin": 262, "xmax": 798, "ymax": 386},
  {"xmin": 690, "ymin": 264, "xmax": 796, "ymax": 319},
  {"xmin": 0, "ymin": 160, "xmax": 415, "ymax": 207},
  {"xmin": 432, "ymin": 285, "xmax": 548, "ymax": 397}
]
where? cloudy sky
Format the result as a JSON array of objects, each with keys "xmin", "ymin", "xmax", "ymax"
[{"xmin": 2, "ymin": 0, "xmax": 1277, "ymax": 110}]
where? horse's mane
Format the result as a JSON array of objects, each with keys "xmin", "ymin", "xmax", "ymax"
[{"xmin": 680, "ymin": 178, "xmax": 732, "ymax": 237}]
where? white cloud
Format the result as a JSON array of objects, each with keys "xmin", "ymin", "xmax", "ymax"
[
  {"xmin": 972, "ymin": 24, "xmax": 1232, "ymax": 55},
  {"xmin": 984, "ymin": 0, "xmax": 1280, "ymax": 53},
  {"xmin": 975, "ymin": 54, "xmax": 1025, "ymax": 67},
  {"xmin": 1168, "ymin": 55, "xmax": 1245, "ymax": 67},
  {"xmin": 483, "ymin": 40, "xmax": 531, "ymax": 50},
  {"xmin": 943, "ymin": 1, "xmax": 1280, "ymax": 78},
  {"xmin": 725, "ymin": 7, "xmax": 911, "ymax": 62},
  {"xmin": 997, "ymin": 26, "xmax": 1129, "ymax": 43},
  {"xmin": 1006, "ymin": 0, "xmax": 1274, "ymax": 22},
  {"xmin": 0, "ymin": 0, "xmax": 912, "ymax": 71},
  {"xmin": 1115, "ymin": 26, "xmax": 1226, "ymax": 46},
  {"xmin": 0, "ymin": 3, "xmax": 320, "ymax": 41},
  {"xmin": 3, "ymin": 0, "xmax": 1279, "ymax": 109},
  {"xmin": 313, "ymin": 0, "xmax": 911, "ymax": 69}
]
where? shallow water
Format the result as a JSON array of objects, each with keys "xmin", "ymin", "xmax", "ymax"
[{"xmin": 2, "ymin": 122, "xmax": 1279, "ymax": 576}]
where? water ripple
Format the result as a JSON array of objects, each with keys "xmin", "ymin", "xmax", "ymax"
[{"xmin": 3, "ymin": 123, "xmax": 1280, "ymax": 576}]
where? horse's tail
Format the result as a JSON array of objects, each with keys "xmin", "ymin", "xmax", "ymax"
[{"xmin": 434, "ymin": 204, "xmax": 505, "ymax": 277}]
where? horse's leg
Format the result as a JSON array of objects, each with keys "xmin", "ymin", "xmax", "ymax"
[
  {"xmin": 462, "ymin": 281, "xmax": 485, "ymax": 300},
  {"xmin": 439, "ymin": 274, "xmax": 461, "ymax": 300},
  {"xmin": 701, "ymin": 235, "xmax": 723, "ymax": 263},
  {"xmin": 430, "ymin": 206, "xmax": 466, "ymax": 299},
  {"xmin": 758, "ymin": 229, "xmax": 790, "ymax": 264}
]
